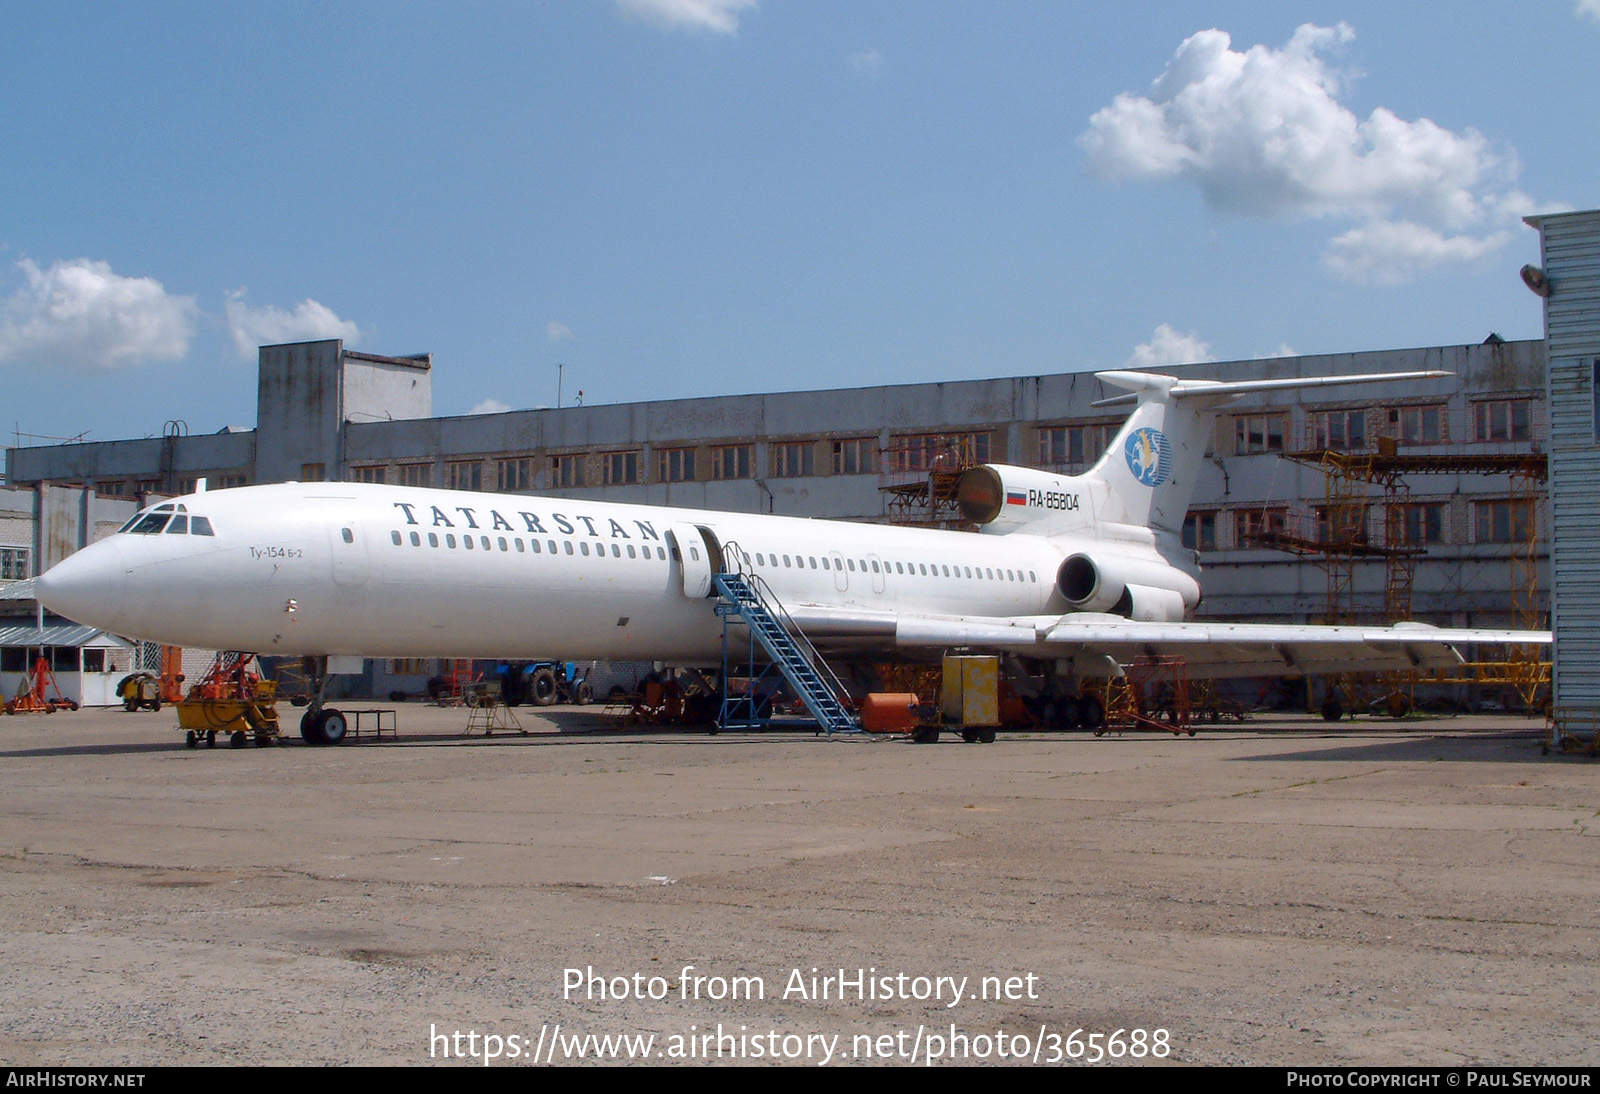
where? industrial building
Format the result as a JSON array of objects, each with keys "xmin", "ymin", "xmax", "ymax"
[{"xmin": 0, "ymin": 332, "xmax": 1552, "ymax": 705}]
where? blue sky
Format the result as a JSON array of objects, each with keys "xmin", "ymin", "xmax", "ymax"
[{"xmin": 1, "ymin": 1, "xmax": 1595, "ymax": 445}]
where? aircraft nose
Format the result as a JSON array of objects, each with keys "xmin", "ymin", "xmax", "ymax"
[{"xmin": 36, "ymin": 539, "xmax": 128, "ymax": 629}]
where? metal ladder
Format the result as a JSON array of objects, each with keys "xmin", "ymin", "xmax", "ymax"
[{"xmin": 713, "ymin": 570, "xmax": 859, "ymax": 734}]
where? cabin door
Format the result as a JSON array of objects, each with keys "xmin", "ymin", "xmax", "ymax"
[{"xmin": 668, "ymin": 523, "xmax": 721, "ymax": 598}]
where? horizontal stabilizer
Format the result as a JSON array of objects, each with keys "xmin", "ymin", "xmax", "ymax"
[{"xmin": 1091, "ymin": 369, "xmax": 1452, "ymax": 407}]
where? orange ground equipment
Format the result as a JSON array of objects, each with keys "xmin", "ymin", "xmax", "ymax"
[
  {"xmin": 859, "ymin": 693, "xmax": 921, "ymax": 734},
  {"xmin": 6, "ymin": 655, "xmax": 79, "ymax": 714}
]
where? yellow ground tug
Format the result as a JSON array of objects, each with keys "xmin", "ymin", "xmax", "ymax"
[{"xmin": 176, "ymin": 652, "xmax": 280, "ymax": 748}]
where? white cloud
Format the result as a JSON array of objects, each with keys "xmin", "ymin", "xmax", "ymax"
[
  {"xmin": 1324, "ymin": 220, "xmax": 1510, "ymax": 284},
  {"xmin": 547, "ymin": 320, "xmax": 574, "ymax": 342},
  {"xmin": 1081, "ymin": 24, "xmax": 1534, "ymax": 282},
  {"xmin": 615, "ymin": 0, "xmax": 755, "ymax": 34},
  {"xmin": 849, "ymin": 48, "xmax": 883, "ymax": 76},
  {"xmin": 0, "ymin": 258, "xmax": 196, "ymax": 370},
  {"xmin": 470, "ymin": 398, "xmax": 513, "ymax": 415},
  {"xmin": 1127, "ymin": 324, "xmax": 1215, "ymax": 368},
  {"xmin": 1579, "ymin": 1, "xmax": 1600, "ymax": 25},
  {"xmin": 224, "ymin": 292, "xmax": 362, "ymax": 359}
]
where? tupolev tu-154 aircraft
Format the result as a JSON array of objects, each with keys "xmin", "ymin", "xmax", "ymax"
[{"xmin": 36, "ymin": 368, "xmax": 1549, "ymax": 743}]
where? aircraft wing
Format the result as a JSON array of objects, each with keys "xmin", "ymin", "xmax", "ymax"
[{"xmin": 784, "ymin": 605, "xmax": 1549, "ymax": 679}]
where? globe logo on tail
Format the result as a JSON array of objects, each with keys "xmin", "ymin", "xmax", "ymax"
[{"xmin": 1124, "ymin": 427, "xmax": 1173, "ymax": 487}]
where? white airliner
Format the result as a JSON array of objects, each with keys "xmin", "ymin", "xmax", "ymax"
[{"xmin": 36, "ymin": 369, "xmax": 1548, "ymax": 742}]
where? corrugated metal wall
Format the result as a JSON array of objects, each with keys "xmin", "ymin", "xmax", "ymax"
[{"xmin": 1535, "ymin": 210, "xmax": 1600, "ymax": 704}]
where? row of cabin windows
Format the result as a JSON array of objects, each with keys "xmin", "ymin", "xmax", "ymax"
[
  {"xmin": 383, "ymin": 528, "xmax": 1037, "ymax": 584},
  {"xmin": 746, "ymin": 549, "xmax": 1036, "ymax": 584},
  {"xmin": 388, "ymin": 528, "xmax": 670, "ymax": 561}
]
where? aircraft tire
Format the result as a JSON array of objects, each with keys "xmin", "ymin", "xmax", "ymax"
[
  {"xmin": 501, "ymin": 673, "xmax": 528, "ymax": 707},
  {"xmin": 300, "ymin": 709, "xmax": 327, "ymax": 746},
  {"xmin": 530, "ymin": 668, "xmax": 558, "ymax": 706},
  {"xmin": 319, "ymin": 709, "xmax": 348, "ymax": 746}
]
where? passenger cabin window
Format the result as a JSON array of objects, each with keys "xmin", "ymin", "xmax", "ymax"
[{"xmin": 341, "ymin": 528, "xmax": 353, "ymax": 543}]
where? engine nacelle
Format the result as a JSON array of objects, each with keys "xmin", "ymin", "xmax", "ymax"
[
  {"xmin": 957, "ymin": 464, "xmax": 1086, "ymax": 534},
  {"xmin": 1056, "ymin": 552, "xmax": 1199, "ymax": 622}
]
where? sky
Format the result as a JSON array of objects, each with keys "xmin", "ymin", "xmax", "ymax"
[{"xmin": 1, "ymin": 1, "xmax": 1596, "ymax": 446}]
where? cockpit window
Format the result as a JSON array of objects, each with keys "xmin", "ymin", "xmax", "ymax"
[
  {"xmin": 190, "ymin": 516, "xmax": 214, "ymax": 536},
  {"xmin": 165, "ymin": 515, "xmax": 189, "ymax": 534},
  {"xmin": 128, "ymin": 513, "xmax": 171, "ymax": 535}
]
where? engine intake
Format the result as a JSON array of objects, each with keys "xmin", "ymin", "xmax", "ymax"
[{"xmin": 1056, "ymin": 552, "xmax": 1198, "ymax": 622}]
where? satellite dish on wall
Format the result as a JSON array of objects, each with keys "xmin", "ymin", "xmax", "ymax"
[{"xmin": 1521, "ymin": 264, "xmax": 1550, "ymax": 297}]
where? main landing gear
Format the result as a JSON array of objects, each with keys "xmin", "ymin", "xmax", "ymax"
[{"xmin": 297, "ymin": 656, "xmax": 348, "ymax": 746}]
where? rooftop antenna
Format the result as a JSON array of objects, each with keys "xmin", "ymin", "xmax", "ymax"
[{"xmin": 557, "ymin": 363, "xmax": 564, "ymax": 407}]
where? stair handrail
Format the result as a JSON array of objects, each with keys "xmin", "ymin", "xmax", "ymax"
[{"xmin": 716, "ymin": 541, "xmax": 856, "ymax": 726}]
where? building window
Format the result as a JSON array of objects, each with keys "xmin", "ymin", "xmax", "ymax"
[
  {"xmin": 1233, "ymin": 508, "xmax": 1286, "ymax": 546},
  {"xmin": 97, "ymin": 481, "xmax": 127, "ymax": 496},
  {"xmin": 0, "ymin": 546, "xmax": 30, "ymax": 581},
  {"xmin": 1233, "ymin": 414, "xmax": 1286, "ymax": 455},
  {"xmin": 1396, "ymin": 502, "xmax": 1446, "ymax": 546},
  {"xmin": 1181, "ymin": 512, "xmax": 1217, "ymax": 551},
  {"xmin": 889, "ymin": 432, "xmax": 991, "ymax": 473},
  {"xmin": 711, "ymin": 444, "xmax": 753, "ymax": 481},
  {"xmin": 1039, "ymin": 423, "xmax": 1115, "ymax": 469},
  {"xmin": 1316, "ymin": 505, "xmax": 1370, "ymax": 547},
  {"xmin": 771, "ymin": 441, "xmax": 815, "ymax": 478},
  {"xmin": 300, "ymin": 463, "xmax": 326, "ymax": 482},
  {"xmin": 352, "ymin": 465, "xmax": 387, "ymax": 484},
  {"xmin": 602, "ymin": 451, "xmax": 640, "ymax": 486},
  {"xmin": 1309, "ymin": 409, "xmax": 1366, "ymax": 451},
  {"xmin": 1474, "ymin": 399, "xmax": 1533, "ymax": 443},
  {"xmin": 658, "ymin": 448, "xmax": 695, "ymax": 483},
  {"xmin": 550, "ymin": 454, "xmax": 585, "ymax": 489},
  {"xmin": 447, "ymin": 461, "xmax": 482, "ymax": 491},
  {"xmin": 1393, "ymin": 404, "xmax": 1445, "ymax": 445},
  {"xmin": 217, "ymin": 473, "xmax": 247, "ymax": 489},
  {"xmin": 497, "ymin": 457, "xmax": 535, "ymax": 492},
  {"xmin": 388, "ymin": 658, "xmax": 431, "ymax": 675},
  {"xmin": 399, "ymin": 463, "xmax": 431, "ymax": 488},
  {"xmin": 830, "ymin": 438, "xmax": 877, "ymax": 476},
  {"xmin": 1475, "ymin": 499, "xmax": 1535, "ymax": 544}
]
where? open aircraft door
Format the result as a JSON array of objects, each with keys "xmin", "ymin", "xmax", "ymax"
[{"xmin": 667, "ymin": 523, "xmax": 721, "ymax": 599}]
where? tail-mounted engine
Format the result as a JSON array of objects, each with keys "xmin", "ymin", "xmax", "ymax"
[
  {"xmin": 957, "ymin": 465, "xmax": 1087, "ymax": 535},
  {"xmin": 1056, "ymin": 552, "xmax": 1199, "ymax": 622}
]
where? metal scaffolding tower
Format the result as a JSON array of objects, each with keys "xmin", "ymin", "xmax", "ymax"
[{"xmin": 1255, "ymin": 440, "xmax": 1549, "ymax": 711}]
